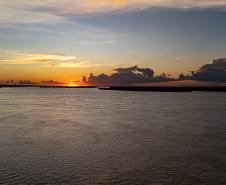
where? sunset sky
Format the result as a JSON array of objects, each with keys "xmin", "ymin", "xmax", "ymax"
[{"xmin": 1, "ymin": 0, "xmax": 226, "ymax": 83}]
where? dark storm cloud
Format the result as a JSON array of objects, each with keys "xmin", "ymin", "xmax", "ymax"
[
  {"xmin": 83, "ymin": 65, "xmax": 172, "ymax": 85},
  {"xmin": 180, "ymin": 58, "xmax": 226, "ymax": 82}
]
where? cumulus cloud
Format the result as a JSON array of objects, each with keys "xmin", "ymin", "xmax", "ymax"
[
  {"xmin": 1, "ymin": 0, "xmax": 226, "ymax": 25},
  {"xmin": 84, "ymin": 65, "xmax": 172, "ymax": 85},
  {"xmin": 84, "ymin": 58, "xmax": 226, "ymax": 85},
  {"xmin": 179, "ymin": 58, "xmax": 226, "ymax": 82}
]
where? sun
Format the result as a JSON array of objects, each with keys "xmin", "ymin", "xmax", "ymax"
[{"xmin": 67, "ymin": 82, "xmax": 79, "ymax": 87}]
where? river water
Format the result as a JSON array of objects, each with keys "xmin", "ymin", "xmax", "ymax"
[{"xmin": 0, "ymin": 88, "xmax": 226, "ymax": 185}]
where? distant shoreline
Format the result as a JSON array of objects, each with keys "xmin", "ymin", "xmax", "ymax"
[
  {"xmin": 0, "ymin": 84, "xmax": 38, "ymax": 88},
  {"xmin": 0, "ymin": 84, "xmax": 97, "ymax": 88},
  {"xmin": 99, "ymin": 86, "xmax": 226, "ymax": 92},
  {"xmin": 1, "ymin": 82, "xmax": 226, "ymax": 92},
  {"xmin": 39, "ymin": 86, "xmax": 97, "ymax": 88}
]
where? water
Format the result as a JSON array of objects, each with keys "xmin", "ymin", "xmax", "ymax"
[{"xmin": 0, "ymin": 88, "xmax": 226, "ymax": 185}]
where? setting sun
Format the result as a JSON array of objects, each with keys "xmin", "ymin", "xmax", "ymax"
[{"xmin": 67, "ymin": 82, "xmax": 79, "ymax": 87}]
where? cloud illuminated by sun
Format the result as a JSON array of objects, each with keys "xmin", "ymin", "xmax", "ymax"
[
  {"xmin": 1, "ymin": 0, "xmax": 226, "ymax": 25},
  {"xmin": 0, "ymin": 50, "xmax": 113, "ymax": 69},
  {"xmin": 0, "ymin": 50, "xmax": 76, "ymax": 64}
]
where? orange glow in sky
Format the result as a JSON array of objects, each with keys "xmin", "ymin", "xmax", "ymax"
[
  {"xmin": 1, "ymin": 1, "xmax": 226, "ymax": 83},
  {"xmin": 66, "ymin": 81, "xmax": 79, "ymax": 87}
]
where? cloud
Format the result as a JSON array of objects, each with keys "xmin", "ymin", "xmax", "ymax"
[
  {"xmin": 84, "ymin": 65, "xmax": 172, "ymax": 85},
  {"xmin": 176, "ymin": 57, "xmax": 183, "ymax": 61},
  {"xmin": 49, "ymin": 0, "xmax": 226, "ymax": 14},
  {"xmin": 47, "ymin": 60, "xmax": 92, "ymax": 68},
  {"xmin": 42, "ymin": 80, "xmax": 64, "ymax": 84},
  {"xmin": 180, "ymin": 58, "xmax": 226, "ymax": 82},
  {"xmin": 0, "ymin": 50, "xmax": 76, "ymax": 64},
  {"xmin": 18, "ymin": 80, "xmax": 37, "ymax": 85},
  {"xmin": 85, "ymin": 58, "xmax": 226, "ymax": 85},
  {"xmin": 0, "ymin": 1, "xmax": 65, "ymax": 25},
  {"xmin": 1, "ymin": 0, "xmax": 226, "ymax": 25},
  {"xmin": 133, "ymin": 0, "xmax": 226, "ymax": 9},
  {"xmin": 47, "ymin": 60, "xmax": 113, "ymax": 68},
  {"xmin": 0, "ymin": 50, "xmax": 113, "ymax": 68}
]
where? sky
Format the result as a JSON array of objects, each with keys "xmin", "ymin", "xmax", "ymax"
[{"xmin": 0, "ymin": 0, "xmax": 226, "ymax": 83}]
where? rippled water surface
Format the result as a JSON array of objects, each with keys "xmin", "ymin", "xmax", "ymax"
[{"xmin": 0, "ymin": 88, "xmax": 226, "ymax": 185}]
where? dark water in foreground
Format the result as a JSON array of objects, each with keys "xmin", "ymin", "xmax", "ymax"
[{"xmin": 0, "ymin": 88, "xmax": 226, "ymax": 185}]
